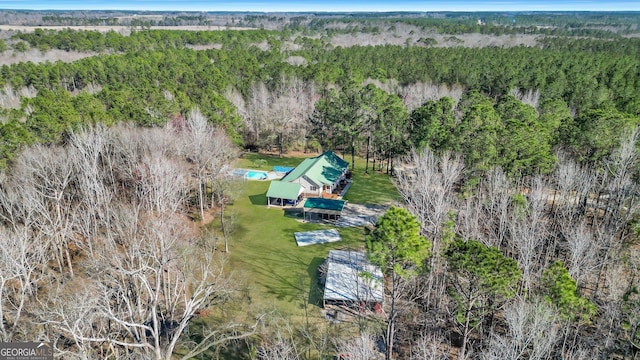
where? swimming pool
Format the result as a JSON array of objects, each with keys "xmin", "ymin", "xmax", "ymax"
[
  {"xmin": 245, "ymin": 170, "xmax": 268, "ymax": 180},
  {"xmin": 231, "ymin": 169, "xmax": 268, "ymax": 180}
]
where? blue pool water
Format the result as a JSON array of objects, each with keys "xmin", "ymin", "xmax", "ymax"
[
  {"xmin": 231, "ymin": 169, "xmax": 269, "ymax": 180},
  {"xmin": 245, "ymin": 170, "xmax": 268, "ymax": 180}
]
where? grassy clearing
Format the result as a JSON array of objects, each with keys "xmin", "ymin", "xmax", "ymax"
[
  {"xmin": 194, "ymin": 151, "xmax": 399, "ymax": 358},
  {"xmin": 344, "ymin": 168, "xmax": 401, "ymax": 205},
  {"xmin": 225, "ymin": 180, "xmax": 366, "ymax": 317},
  {"xmin": 236, "ymin": 151, "xmax": 310, "ymax": 169},
  {"xmin": 221, "ymin": 151, "xmax": 399, "ymax": 319}
]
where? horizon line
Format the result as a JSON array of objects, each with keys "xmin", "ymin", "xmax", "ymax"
[{"xmin": 2, "ymin": 8, "xmax": 640, "ymax": 13}]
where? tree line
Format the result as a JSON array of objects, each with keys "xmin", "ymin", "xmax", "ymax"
[
  {"xmin": 1, "ymin": 28, "xmax": 639, "ymax": 172},
  {"xmin": 303, "ymin": 14, "xmax": 637, "ymax": 38},
  {"xmin": 12, "ymin": 28, "xmax": 273, "ymax": 52}
]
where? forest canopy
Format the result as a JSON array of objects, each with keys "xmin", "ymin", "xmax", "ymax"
[{"xmin": 0, "ymin": 25, "xmax": 639, "ymax": 173}]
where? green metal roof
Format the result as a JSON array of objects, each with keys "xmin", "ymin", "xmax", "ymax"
[
  {"xmin": 266, "ymin": 181, "xmax": 303, "ymax": 200},
  {"xmin": 303, "ymin": 198, "xmax": 347, "ymax": 212},
  {"xmin": 281, "ymin": 158, "xmax": 315, "ymax": 183},
  {"xmin": 281, "ymin": 151, "xmax": 349, "ymax": 186}
]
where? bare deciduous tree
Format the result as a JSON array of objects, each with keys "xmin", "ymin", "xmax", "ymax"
[
  {"xmin": 481, "ymin": 167, "xmax": 512, "ymax": 249},
  {"xmin": 44, "ymin": 212, "xmax": 247, "ymax": 360},
  {"xmin": 0, "ymin": 226, "xmax": 47, "ymax": 341},
  {"xmin": 182, "ymin": 108, "xmax": 217, "ymax": 221},
  {"xmin": 0, "ymin": 122, "xmax": 246, "ymax": 358},
  {"xmin": 335, "ymin": 333, "xmax": 381, "ymax": 360},
  {"xmin": 511, "ymin": 176, "xmax": 549, "ymax": 293},
  {"xmin": 233, "ymin": 77, "xmax": 317, "ymax": 153},
  {"xmin": 483, "ymin": 298, "xmax": 558, "ymax": 360},
  {"xmin": 394, "ymin": 149, "xmax": 462, "ymax": 310},
  {"xmin": 262, "ymin": 77, "xmax": 317, "ymax": 155},
  {"xmin": 12, "ymin": 144, "xmax": 76, "ymax": 276},
  {"xmin": 243, "ymin": 82, "xmax": 271, "ymax": 148},
  {"xmin": 563, "ymin": 222, "xmax": 598, "ymax": 288},
  {"xmin": 395, "ymin": 149, "xmax": 463, "ymax": 241},
  {"xmin": 457, "ymin": 195, "xmax": 484, "ymax": 244},
  {"xmin": 398, "ymin": 81, "xmax": 464, "ymax": 112},
  {"xmin": 136, "ymin": 153, "xmax": 189, "ymax": 214},
  {"xmin": 410, "ymin": 332, "xmax": 448, "ymax": 360},
  {"xmin": 211, "ymin": 176, "xmax": 240, "ymax": 253},
  {"xmin": 257, "ymin": 317, "xmax": 302, "ymax": 360}
]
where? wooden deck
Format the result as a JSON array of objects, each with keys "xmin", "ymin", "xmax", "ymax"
[{"xmin": 301, "ymin": 179, "xmax": 351, "ymax": 200}]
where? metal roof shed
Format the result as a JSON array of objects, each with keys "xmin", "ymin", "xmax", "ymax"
[
  {"xmin": 323, "ymin": 250, "xmax": 384, "ymax": 308},
  {"xmin": 303, "ymin": 198, "xmax": 346, "ymax": 221}
]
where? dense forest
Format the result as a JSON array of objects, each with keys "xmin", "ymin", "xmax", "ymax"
[
  {"xmin": 0, "ymin": 10, "xmax": 639, "ymax": 359},
  {"xmin": 2, "ymin": 26, "xmax": 639, "ymax": 169}
]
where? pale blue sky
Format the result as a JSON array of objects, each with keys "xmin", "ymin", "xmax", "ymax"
[{"xmin": 0, "ymin": 0, "xmax": 639, "ymax": 12}]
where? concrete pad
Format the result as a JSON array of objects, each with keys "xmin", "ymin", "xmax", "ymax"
[
  {"xmin": 335, "ymin": 214, "xmax": 377, "ymax": 227},
  {"xmin": 294, "ymin": 229, "xmax": 341, "ymax": 246},
  {"xmin": 335, "ymin": 203, "xmax": 387, "ymax": 227}
]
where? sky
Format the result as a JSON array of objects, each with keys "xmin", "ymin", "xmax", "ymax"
[{"xmin": 0, "ymin": 0, "xmax": 639, "ymax": 12}]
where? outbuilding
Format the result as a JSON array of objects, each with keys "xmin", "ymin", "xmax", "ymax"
[
  {"xmin": 322, "ymin": 250, "xmax": 384, "ymax": 311},
  {"xmin": 302, "ymin": 198, "xmax": 347, "ymax": 221}
]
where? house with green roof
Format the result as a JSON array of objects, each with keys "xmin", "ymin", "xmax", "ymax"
[
  {"xmin": 281, "ymin": 150, "xmax": 349, "ymax": 197},
  {"xmin": 266, "ymin": 151, "xmax": 350, "ymax": 207}
]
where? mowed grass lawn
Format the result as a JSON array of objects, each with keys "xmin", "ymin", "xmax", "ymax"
[{"xmin": 226, "ymin": 152, "xmax": 400, "ymax": 319}]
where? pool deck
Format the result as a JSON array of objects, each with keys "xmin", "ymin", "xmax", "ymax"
[{"xmin": 265, "ymin": 171, "xmax": 281, "ymax": 180}]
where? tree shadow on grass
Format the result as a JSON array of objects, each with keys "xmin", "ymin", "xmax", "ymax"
[
  {"xmin": 307, "ymin": 256, "xmax": 325, "ymax": 308},
  {"xmin": 251, "ymin": 250, "xmax": 310, "ymax": 302},
  {"xmin": 249, "ymin": 250, "xmax": 327, "ymax": 309},
  {"xmin": 248, "ymin": 192, "xmax": 267, "ymax": 205}
]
